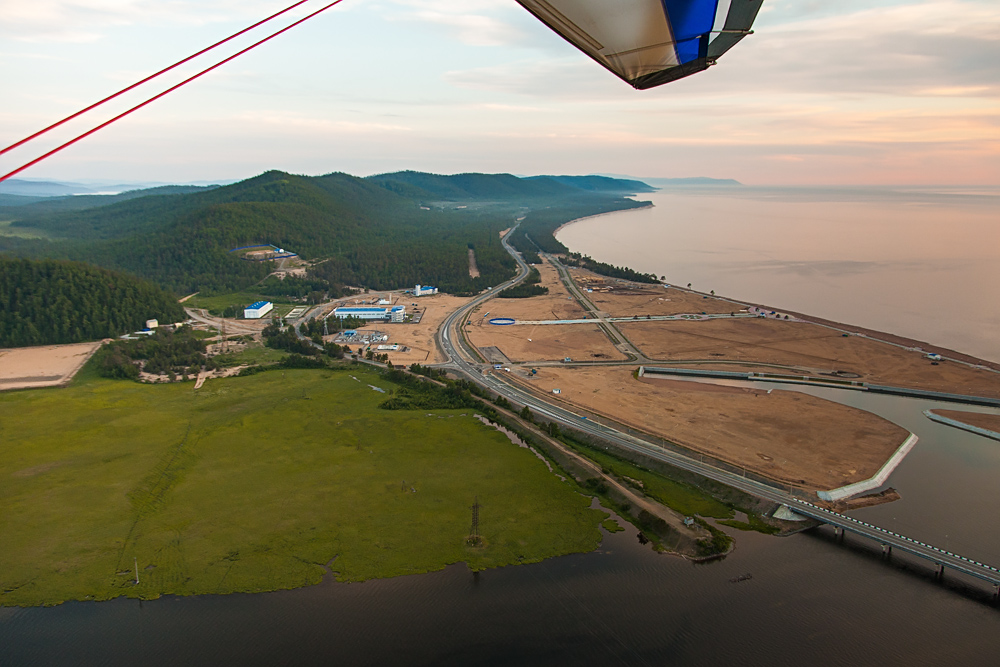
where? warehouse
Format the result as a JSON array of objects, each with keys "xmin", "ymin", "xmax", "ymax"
[
  {"xmin": 333, "ymin": 305, "xmax": 406, "ymax": 323},
  {"xmin": 244, "ymin": 301, "xmax": 274, "ymax": 319}
]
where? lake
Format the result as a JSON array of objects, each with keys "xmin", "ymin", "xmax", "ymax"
[
  {"xmin": 5, "ymin": 386, "xmax": 1000, "ymax": 665},
  {"xmin": 4, "ymin": 185, "xmax": 1000, "ymax": 665},
  {"xmin": 557, "ymin": 186, "xmax": 1000, "ymax": 363}
]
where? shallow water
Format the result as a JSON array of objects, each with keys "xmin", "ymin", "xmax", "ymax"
[{"xmin": 556, "ymin": 187, "xmax": 1000, "ymax": 362}]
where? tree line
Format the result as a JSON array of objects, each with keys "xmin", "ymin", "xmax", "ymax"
[{"xmin": 0, "ymin": 258, "xmax": 186, "ymax": 348}]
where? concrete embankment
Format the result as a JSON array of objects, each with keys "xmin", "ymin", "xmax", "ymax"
[
  {"xmin": 817, "ymin": 434, "xmax": 919, "ymax": 502},
  {"xmin": 923, "ymin": 411, "xmax": 1000, "ymax": 442}
]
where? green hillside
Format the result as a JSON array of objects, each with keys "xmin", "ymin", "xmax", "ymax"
[
  {"xmin": 0, "ymin": 258, "xmax": 186, "ymax": 347},
  {"xmin": 0, "ymin": 170, "xmax": 650, "ymax": 296}
]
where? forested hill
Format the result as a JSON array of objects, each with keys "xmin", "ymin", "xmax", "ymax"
[
  {"xmin": 0, "ymin": 258, "xmax": 186, "ymax": 348},
  {"xmin": 365, "ymin": 171, "xmax": 653, "ymax": 200},
  {"xmin": 0, "ymin": 170, "xmax": 651, "ymax": 296}
]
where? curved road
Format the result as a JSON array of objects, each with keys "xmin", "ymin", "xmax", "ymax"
[{"xmin": 434, "ymin": 222, "xmax": 1000, "ymax": 588}]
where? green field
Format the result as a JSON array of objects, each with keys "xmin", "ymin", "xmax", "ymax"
[
  {"xmin": 0, "ymin": 367, "xmax": 604, "ymax": 607},
  {"xmin": 186, "ymin": 292, "xmax": 297, "ymax": 316},
  {"xmin": 0, "ymin": 220, "xmax": 52, "ymax": 239},
  {"xmin": 564, "ymin": 439, "xmax": 734, "ymax": 520}
]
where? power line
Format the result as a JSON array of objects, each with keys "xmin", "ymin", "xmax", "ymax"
[
  {"xmin": 0, "ymin": 0, "xmax": 315, "ymax": 159},
  {"xmin": 0, "ymin": 0, "xmax": 346, "ymax": 184}
]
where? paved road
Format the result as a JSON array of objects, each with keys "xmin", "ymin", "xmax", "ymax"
[
  {"xmin": 788, "ymin": 500, "xmax": 1000, "ymax": 586},
  {"xmin": 433, "ymin": 220, "xmax": 1000, "ymax": 588},
  {"xmin": 544, "ymin": 252, "xmax": 646, "ymax": 361}
]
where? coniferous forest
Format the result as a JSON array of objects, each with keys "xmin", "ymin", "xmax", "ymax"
[
  {"xmin": 0, "ymin": 258, "xmax": 186, "ymax": 347},
  {"xmin": 0, "ymin": 170, "xmax": 653, "ymax": 347}
]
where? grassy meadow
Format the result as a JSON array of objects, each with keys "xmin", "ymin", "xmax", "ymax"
[{"xmin": 0, "ymin": 366, "xmax": 605, "ymax": 607}]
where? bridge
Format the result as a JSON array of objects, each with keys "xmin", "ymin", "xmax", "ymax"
[
  {"xmin": 788, "ymin": 500, "xmax": 1000, "ymax": 590},
  {"xmin": 435, "ymin": 221, "xmax": 1000, "ymax": 599}
]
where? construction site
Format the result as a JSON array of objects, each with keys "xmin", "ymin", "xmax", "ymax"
[{"xmin": 460, "ymin": 256, "xmax": 1000, "ymax": 497}]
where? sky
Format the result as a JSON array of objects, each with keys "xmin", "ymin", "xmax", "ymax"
[{"xmin": 1, "ymin": 0, "xmax": 998, "ymax": 185}]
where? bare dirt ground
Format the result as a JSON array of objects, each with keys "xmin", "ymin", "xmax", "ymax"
[
  {"xmin": 186, "ymin": 308, "xmax": 270, "ymax": 339},
  {"xmin": 468, "ymin": 248, "xmax": 480, "ymax": 278},
  {"xmin": 478, "ymin": 259, "xmax": 588, "ymax": 322},
  {"xmin": 465, "ymin": 259, "xmax": 625, "ymax": 363},
  {"xmin": 0, "ymin": 342, "xmax": 103, "ymax": 391},
  {"xmin": 515, "ymin": 365, "xmax": 909, "ymax": 492},
  {"xmin": 341, "ymin": 294, "xmax": 472, "ymax": 366},
  {"xmin": 618, "ymin": 318, "xmax": 1000, "ymax": 398},
  {"xmin": 930, "ymin": 410, "xmax": 1000, "ymax": 434},
  {"xmin": 573, "ymin": 274, "xmax": 740, "ymax": 317},
  {"xmin": 468, "ymin": 322, "xmax": 625, "ymax": 363}
]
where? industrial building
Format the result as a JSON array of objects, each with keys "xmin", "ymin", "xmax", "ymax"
[
  {"xmin": 414, "ymin": 284, "xmax": 438, "ymax": 296},
  {"xmin": 333, "ymin": 305, "xmax": 406, "ymax": 323},
  {"xmin": 244, "ymin": 301, "xmax": 274, "ymax": 319}
]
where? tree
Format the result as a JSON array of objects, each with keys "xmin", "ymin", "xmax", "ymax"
[{"xmin": 519, "ymin": 405, "xmax": 532, "ymax": 421}]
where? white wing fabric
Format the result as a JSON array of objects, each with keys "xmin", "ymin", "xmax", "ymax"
[{"xmin": 516, "ymin": 0, "xmax": 762, "ymax": 89}]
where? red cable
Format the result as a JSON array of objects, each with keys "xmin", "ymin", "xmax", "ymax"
[
  {"xmin": 0, "ymin": 0, "xmax": 315, "ymax": 158},
  {"xmin": 0, "ymin": 0, "xmax": 345, "ymax": 185}
]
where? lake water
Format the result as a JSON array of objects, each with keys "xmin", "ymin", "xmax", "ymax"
[
  {"xmin": 557, "ymin": 186, "xmax": 1000, "ymax": 363},
  {"xmin": 5, "ymin": 387, "xmax": 1000, "ymax": 665},
  {"xmin": 5, "ymin": 186, "xmax": 1000, "ymax": 664}
]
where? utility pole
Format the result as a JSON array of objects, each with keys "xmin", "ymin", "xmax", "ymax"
[{"xmin": 469, "ymin": 497, "xmax": 481, "ymax": 545}]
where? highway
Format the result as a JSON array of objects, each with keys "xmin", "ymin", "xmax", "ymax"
[{"xmin": 434, "ymin": 220, "xmax": 1000, "ymax": 590}]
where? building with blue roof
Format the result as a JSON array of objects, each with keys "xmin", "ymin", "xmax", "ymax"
[
  {"xmin": 244, "ymin": 301, "xmax": 274, "ymax": 319},
  {"xmin": 334, "ymin": 305, "xmax": 406, "ymax": 323}
]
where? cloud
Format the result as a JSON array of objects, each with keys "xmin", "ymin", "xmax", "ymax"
[
  {"xmin": 0, "ymin": 0, "xmax": 295, "ymax": 42},
  {"xmin": 376, "ymin": 0, "xmax": 533, "ymax": 47}
]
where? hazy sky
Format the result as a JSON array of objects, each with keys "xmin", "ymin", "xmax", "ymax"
[{"xmin": 1, "ymin": 0, "xmax": 998, "ymax": 185}]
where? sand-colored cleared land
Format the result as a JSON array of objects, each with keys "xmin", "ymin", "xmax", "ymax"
[
  {"xmin": 465, "ymin": 259, "xmax": 625, "ymax": 363},
  {"xmin": 930, "ymin": 410, "xmax": 1000, "ymax": 435},
  {"xmin": 468, "ymin": 321, "xmax": 626, "ymax": 364},
  {"xmin": 344, "ymin": 293, "xmax": 471, "ymax": 366},
  {"xmin": 0, "ymin": 342, "xmax": 103, "ymax": 391},
  {"xmin": 478, "ymin": 259, "xmax": 588, "ymax": 322},
  {"xmin": 573, "ymin": 274, "xmax": 739, "ymax": 318},
  {"xmin": 618, "ymin": 318, "xmax": 1000, "ymax": 398},
  {"xmin": 519, "ymin": 366, "xmax": 910, "ymax": 491}
]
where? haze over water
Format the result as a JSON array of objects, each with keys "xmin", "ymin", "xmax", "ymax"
[{"xmin": 557, "ymin": 186, "xmax": 1000, "ymax": 363}]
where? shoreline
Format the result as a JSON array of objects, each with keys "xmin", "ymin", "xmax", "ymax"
[
  {"xmin": 551, "ymin": 202, "xmax": 655, "ymax": 237},
  {"xmin": 550, "ymin": 200, "xmax": 999, "ymax": 369},
  {"xmin": 554, "ymin": 246, "xmax": 999, "ymax": 375}
]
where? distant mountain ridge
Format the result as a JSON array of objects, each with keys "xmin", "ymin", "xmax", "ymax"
[
  {"xmin": 365, "ymin": 171, "xmax": 652, "ymax": 200},
  {"xmin": 527, "ymin": 175, "xmax": 655, "ymax": 193}
]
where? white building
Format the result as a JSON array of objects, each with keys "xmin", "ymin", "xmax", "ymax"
[
  {"xmin": 145, "ymin": 319, "xmax": 159, "ymax": 329},
  {"xmin": 333, "ymin": 306, "xmax": 406, "ymax": 322},
  {"xmin": 244, "ymin": 301, "xmax": 274, "ymax": 319},
  {"xmin": 414, "ymin": 284, "xmax": 438, "ymax": 296}
]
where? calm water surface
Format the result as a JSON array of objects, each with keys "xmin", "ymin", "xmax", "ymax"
[
  {"xmin": 557, "ymin": 187, "xmax": 1000, "ymax": 362},
  {"xmin": 5, "ymin": 186, "xmax": 1000, "ymax": 664},
  {"xmin": 4, "ymin": 389, "xmax": 1000, "ymax": 665}
]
